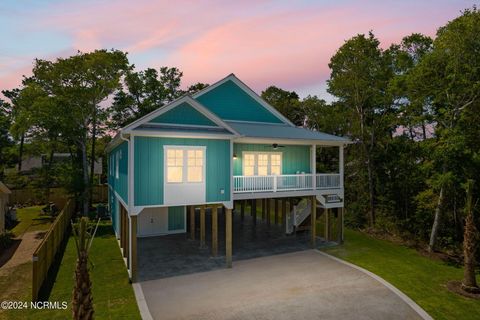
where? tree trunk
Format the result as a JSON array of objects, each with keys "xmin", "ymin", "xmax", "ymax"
[
  {"xmin": 462, "ymin": 180, "xmax": 479, "ymax": 293},
  {"xmin": 17, "ymin": 132, "xmax": 24, "ymax": 171},
  {"xmin": 366, "ymin": 153, "xmax": 375, "ymax": 227},
  {"xmin": 428, "ymin": 185, "xmax": 444, "ymax": 252},
  {"xmin": 72, "ymin": 251, "xmax": 94, "ymax": 320},
  {"xmin": 422, "ymin": 121, "xmax": 427, "ymax": 140},
  {"xmin": 80, "ymin": 138, "xmax": 90, "ymax": 216},
  {"xmin": 89, "ymin": 110, "xmax": 97, "ymax": 209}
]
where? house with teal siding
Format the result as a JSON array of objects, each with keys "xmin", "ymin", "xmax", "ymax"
[{"xmin": 106, "ymin": 74, "xmax": 349, "ymax": 281}]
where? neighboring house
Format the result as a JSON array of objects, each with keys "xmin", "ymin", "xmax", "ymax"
[
  {"xmin": 19, "ymin": 153, "xmax": 102, "ymax": 174},
  {"xmin": 0, "ymin": 181, "xmax": 11, "ymax": 234},
  {"xmin": 106, "ymin": 74, "xmax": 349, "ymax": 281}
]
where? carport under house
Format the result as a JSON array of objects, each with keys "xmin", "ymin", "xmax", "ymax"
[{"xmin": 106, "ymin": 73, "xmax": 349, "ymax": 281}]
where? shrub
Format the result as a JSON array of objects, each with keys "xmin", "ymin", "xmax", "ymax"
[{"xmin": 0, "ymin": 231, "xmax": 14, "ymax": 250}]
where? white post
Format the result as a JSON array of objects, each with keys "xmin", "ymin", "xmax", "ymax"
[
  {"xmin": 273, "ymin": 175, "xmax": 277, "ymax": 192},
  {"xmin": 339, "ymin": 145, "xmax": 344, "ymax": 189},
  {"xmin": 311, "ymin": 144, "xmax": 316, "ymax": 190}
]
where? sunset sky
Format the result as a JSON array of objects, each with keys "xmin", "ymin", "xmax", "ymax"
[{"xmin": 0, "ymin": 0, "xmax": 475, "ymax": 101}]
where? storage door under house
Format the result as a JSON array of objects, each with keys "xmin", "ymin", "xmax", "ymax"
[{"xmin": 137, "ymin": 206, "xmax": 186, "ymax": 237}]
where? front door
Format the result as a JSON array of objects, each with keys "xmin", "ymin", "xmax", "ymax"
[{"xmin": 164, "ymin": 146, "xmax": 206, "ymax": 205}]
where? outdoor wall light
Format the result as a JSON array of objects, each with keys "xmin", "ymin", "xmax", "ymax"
[{"xmin": 233, "ymin": 153, "xmax": 237, "ymax": 159}]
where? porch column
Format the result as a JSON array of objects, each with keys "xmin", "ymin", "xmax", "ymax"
[
  {"xmin": 252, "ymin": 199, "xmax": 257, "ymax": 225},
  {"xmin": 225, "ymin": 207, "xmax": 232, "ymax": 268},
  {"xmin": 339, "ymin": 207, "xmax": 345, "ymax": 244},
  {"xmin": 212, "ymin": 205, "xmax": 218, "ymax": 256},
  {"xmin": 274, "ymin": 199, "xmax": 279, "ymax": 225},
  {"xmin": 200, "ymin": 205, "xmax": 206, "ymax": 248},
  {"xmin": 130, "ymin": 215, "xmax": 138, "ymax": 282},
  {"xmin": 311, "ymin": 196, "xmax": 317, "ymax": 247},
  {"xmin": 282, "ymin": 199, "xmax": 287, "ymax": 229},
  {"xmin": 240, "ymin": 201, "xmax": 245, "ymax": 221},
  {"xmin": 121, "ymin": 208, "xmax": 126, "ymax": 255},
  {"xmin": 339, "ymin": 145, "xmax": 344, "ymax": 189},
  {"xmin": 126, "ymin": 215, "xmax": 130, "ymax": 268},
  {"xmin": 261, "ymin": 199, "xmax": 266, "ymax": 220},
  {"xmin": 190, "ymin": 206, "xmax": 195, "ymax": 240},
  {"xmin": 266, "ymin": 199, "xmax": 271, "ymax": 226},
  {"xmin": 325, "ymin": 208, "xmax": 330, "ymax": 241},
  {"xmin": 312, "ymin": 144, "xmax": 317, "ymax": 190}
]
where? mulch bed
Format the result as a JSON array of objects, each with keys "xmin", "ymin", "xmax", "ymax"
[{"xmin": 447, "ymin": 280, "xmax": 480, "ymax": 299}]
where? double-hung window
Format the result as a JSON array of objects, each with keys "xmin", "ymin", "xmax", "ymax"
[
  {"xmin": 166, "ymin": 147, "xmax": 205, "ymax": 183},
  {"xmin": 242, "ymin": 152, "xmax": 282, "ymax": 176}
]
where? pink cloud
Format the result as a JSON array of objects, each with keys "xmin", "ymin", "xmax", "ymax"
[{"xmin": 1, "ymin": 0, "xmax": 471, "ymax": 99}]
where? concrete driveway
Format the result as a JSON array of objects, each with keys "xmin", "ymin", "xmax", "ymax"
[{"xmin": 137, "ymin": 250, "xmax": 429, "ymax": 320}]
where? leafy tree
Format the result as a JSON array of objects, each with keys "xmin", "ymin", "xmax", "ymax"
[
  {"xmin": 388, "ymin": 33, "xmax": 433, "ymax": 140},
  {"xmin": 0, "ymin": 99, "xmax": 13, "ymax": 178},
  {"xmin": 261, "ymin": 86, "xmax": 303, "ymax": 125},
  {"xmin": 19, "ymin": 50, "xmax": 129, "ymax": 214},
  {"xmin": 110, "ymin": 67, "xmax": 184, "ymax": 129},
  {"xmin": 327, "ymin": 32, "xmax": 395, "ymax": 227},
  {"xmin": 406, "ymin": 8, "xmax": 480, "ymax": 251}
]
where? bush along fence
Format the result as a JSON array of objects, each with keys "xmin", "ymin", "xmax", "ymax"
[
  {"xmin": 10, "ymin": 185, "xmax": 108, "ymax": 205},
  {"xmin": 32, "ymin": 199, "xmax": 75, "ymax": 301}
]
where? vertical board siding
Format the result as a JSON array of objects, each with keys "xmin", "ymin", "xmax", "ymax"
[
  {"xmin": 108, "ymin": 141, "xmax": 128, "ymax": 205},
  {"xmin": 149, "ymin": 102, "xmax": 217, "ymax": 126},
  {"xmin": 134, "ymin": 136, "xmax": 231, "ymax": 206},
  {"xmin": 195, "ymin": 80, "xmax": 284, "ymax": 123},
  {"xmin": 233, "ymin": 143, "xmax": 311, "ymax": 175},
  {"xmin": 168, "ymin": 206, "xmax": 185, "ymax": 230}
]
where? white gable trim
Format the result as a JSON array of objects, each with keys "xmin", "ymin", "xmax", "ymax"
[
  {"xmin": 122, "ymin": 95, "xmax": 240, "ymax": 136},
  {"xmin": 193, "ymin": 74, "xmax": 295, "ymax": 127}
]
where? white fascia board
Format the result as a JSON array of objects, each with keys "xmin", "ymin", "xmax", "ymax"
[
  {"xmin": 233, "ymin": 137, "xmax": 347, "ymax": 147},
  {"xmin": 130, "ymin": 130, "xmax": 236, "ymax": 140},
  {"xmin": 193, "ymin": 74, "xmax": 296, "ymax": 127}
]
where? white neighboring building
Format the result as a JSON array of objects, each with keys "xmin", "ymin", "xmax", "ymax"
[{"xmin": 19, "ymin": 153, "xmax": 102, "ymax": 174}]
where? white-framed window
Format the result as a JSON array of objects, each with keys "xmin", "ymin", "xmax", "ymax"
[
  {"xmin": 242, "ymin": 152, "xmax": 282, "ymax": 176},
  {"xmin": 165, "ymin": 146, "xmax": 205, "ymax": 183}
]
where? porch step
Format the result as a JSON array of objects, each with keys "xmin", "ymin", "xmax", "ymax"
[
  {"xmin": 317, "ymin": 194, "xmax": 343, "ymax": 207},
  {"xmin": 285, "ymin": 198, "xmax": 312, "ymax": 234}
]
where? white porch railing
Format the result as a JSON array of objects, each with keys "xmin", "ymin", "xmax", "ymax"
[
  {"xmin": 316, "ymin": 173, "xmax": 341, "ymax": 190},
  {"xmin": 233, "ymin": 173, "xmax": 340, "ymax": 193}
]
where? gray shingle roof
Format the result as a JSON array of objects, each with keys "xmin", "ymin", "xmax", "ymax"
[{"xmin": 225, "ymin": 121, "xmax": 349, "ymax": 142}]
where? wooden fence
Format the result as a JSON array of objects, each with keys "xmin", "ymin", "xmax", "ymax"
[
  {"xmin": 32, "ymin": 199, "xmax": 75, "ymax": 301},
  {"xmin": 10, "ymin": 185, "xmax": 108, "ymax": 205}
]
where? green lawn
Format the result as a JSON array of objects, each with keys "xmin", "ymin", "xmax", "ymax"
[
  {"xmin": 323, "ymin": 229, "xmax": 480, "ymax": 320},
  {"xmin": 45, "ymin": 221, "xmax": 141, "ymax": 319},
  {"xmin": 9, "ymin": 205, "xmax": 53, "ymax": 237},
  {"xmin": 3, "ymin": 221, "xmax": 141, "ymax": 320}
]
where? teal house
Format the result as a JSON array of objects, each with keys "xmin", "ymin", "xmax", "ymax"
[{"xmin": 106, "ymin": 74, "xmax": 349, "ymax": 281}]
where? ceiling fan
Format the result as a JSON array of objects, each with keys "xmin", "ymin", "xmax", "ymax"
[{"xmin": 272, "ymin": 143, "xmax": 285, "ymax": 150}]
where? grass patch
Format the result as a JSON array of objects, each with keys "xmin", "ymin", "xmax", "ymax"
[
  {"xmin": 1, "ymin": 220, "xmax": 140, "ymax": 319},
  {"xmin": 44, "ymin": 220, "xmax": 141, "ymax": 319},
  {"xmin": 9, "ymin": 206, "xmax": 53, "ymax": 237},
  {"xmin": 323, "ymin": 229, "xmax": 480, "ymax": 320}
]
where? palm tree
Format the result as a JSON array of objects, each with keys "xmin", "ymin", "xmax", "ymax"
[
  {"xmin": 71, "ymin": 217, "xmax": 100, "ymax": 320},
  {"xmin": 462, "ymin": 179, "xmax": 479, "ymax": 293}
]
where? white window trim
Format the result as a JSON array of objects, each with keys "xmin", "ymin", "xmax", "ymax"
[
  {"xmin": 164, "ymin": 145, "xmax": 207, "ymax": 184},
  {"xmin": 115, "ymin": 152, "xmax": 120, "ymax": 179},
  {"xmin": 241, "ymin": 151, "xmax": 282, "ymax": 176}
]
